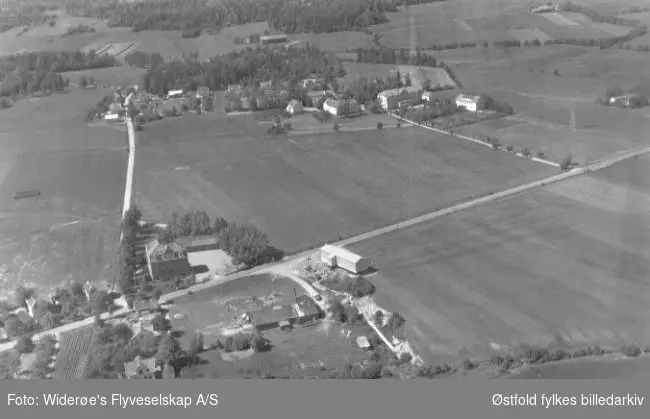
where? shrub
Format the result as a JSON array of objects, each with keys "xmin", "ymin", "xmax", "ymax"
[
  {"xmin": 333, "ymin": 122, "xmax": 340, "ymax": 131},
  {"xmin": 373, "ymin": 310, "xmax": 384, "ymax": 327},
  {"xmin": 377, "ymin": 122, "xmax": 383, "ymax": 130},
  {"xmin": 461, "ymin": 358, "xmax": 474, "ymax": 370},
  {"xmin": 621, "ymin": 344, "xmax": 641, "ymax": 357},
  {"xmin": 327, "ymin": 300, "xmax": 346, "ymax": 323},
  {"xmin": 505, "ymin": 145, "xmax": 514, "ymax": 152},
  {"xmin": 15, "ymin": 336, "xmax": 35, "ymax": 354},
  {"xmin": 399, "ymin": 353, "xmax": 413, "ymax": 364},
  {"xmin": 223, "ymin": 337, "xmax": 234, "ymax": 353},
  {"xmin": 536, "ymin": 151, "xmax": 546, "ymax": 159},
  {"xmin": 521, "ymin": 148, "xmax": 531, "ymax": 157},
  {"xmin": 396, "ymin": 122, "xmax": 401, "ymax": 128},
  {"xmin": 560, "ymin": 154, "xmax": 572, "ymax": 171},
  {"xmin": 250, "ymin": 334, "xmax": 271, "ymax": 352}
]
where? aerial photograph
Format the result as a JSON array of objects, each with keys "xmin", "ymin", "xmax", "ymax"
[{"xmin": 1, "ymin": 0, "xmax": 650, "ymax": 380}]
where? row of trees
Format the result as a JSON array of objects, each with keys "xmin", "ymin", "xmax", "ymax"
[
  {"xmin": 355, "ymin": 47, "xmax": 440, "ymax": 67},
  {"xmin": 140, "ymin": 45, "xmax": 344, "ymax": 96},
  {"xmin": 0, "ymin": 50, "xmax": 118, "ymax": 98}
]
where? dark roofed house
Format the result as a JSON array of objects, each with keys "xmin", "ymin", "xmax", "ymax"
[
  {"xmin": 249, "ymin": 305, "xmax": 296, "ymax": 331},
  {"xmin": 293, "ymin": 295, "xmax": 322, "ymax": 324},
  {"xmin": 145, "ymin": 240, "xmax": 191, "ymax": 282}
]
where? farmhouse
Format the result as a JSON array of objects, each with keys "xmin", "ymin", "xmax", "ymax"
[
  {"xmin": 377, "ymin": 86, "xmax": 421, "ymax": 110},
  {"xmin": 249, "ymin": 305, "xmax": 296, "ymax": 331},
  {"xmin": 260, "ymin": 34, "xmax": 288, "ymax": 45},
  {"xmin": 286, "ymin": 99, "xmax": 304, "ymax": 115},
  {"xmin": 292, "ymin": 295, "xmax": 322, "ymax": 324},
  {"xmin": 144, "ymin": 239, "xmax": 191, "ymax": 282},
  {"xmin": 124, "ymin": 355, "xmax": 158, "ymax": 379},
  {"xmin": 455, "ymin": 94, "xmax": 485, "ymax": 112},
  {"xmin": 323, "ymin": 98, "xmax": 360, "ymax": 116},
  {"xmin": 320, "ymin": 244, "xmax": 370, "ymax": 274}
]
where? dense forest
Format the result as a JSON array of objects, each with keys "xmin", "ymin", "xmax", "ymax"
[
  {"xmin": 124, "ymin": 51, "xmax": 165, "ymax": 70},
  {"xmin": 139, "ymin": 45, "xmax": 345, "ymax": 96},
  {"xmin": 58, "ymin": 0, "xmax": 423, "ymax": 33},
  {"xmin": 0, "ymin": 50, "xmax": 118, "ymax": 98}
]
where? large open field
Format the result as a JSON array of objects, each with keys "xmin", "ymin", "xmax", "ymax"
[
  {"xmin": 348, "ymin": 154, "xmax": 650, "ymax": 364},
  {"xmin": 135, "ymin": 114, "xmax": 553, "ymax": 253},
  {"xmin": 341, "ymin": 62, "xmax": 456, "ymax": 89},
  {"xmin": 371, "ymin": 1, "xmax": 631, "ymax": 50},
  {"xmin": 0, "ymin": 89, "xmax": 127, "ymax": 298}
]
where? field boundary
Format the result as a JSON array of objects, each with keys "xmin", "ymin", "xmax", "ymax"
[
  {"xmin": 393, "ymin": 114, "xmax": 561, "ymax": 168},
  {"xmin": 120, "ymin": 118, "xmax": 136, "ymax": 243}
]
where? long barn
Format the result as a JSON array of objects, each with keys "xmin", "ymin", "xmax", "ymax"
[{"xmin": 320, "ymin": 244, "xmax": 370, "ymax": 274}]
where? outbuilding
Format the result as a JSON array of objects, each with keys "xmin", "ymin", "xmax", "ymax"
[{"xmin": 320, "ymin": 244, "xmax": 370, "ymax": 274}]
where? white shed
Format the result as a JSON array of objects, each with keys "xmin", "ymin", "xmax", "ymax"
[{"xmin": 320, "ymin": 244, "xmax": 370, "ymax": 274}]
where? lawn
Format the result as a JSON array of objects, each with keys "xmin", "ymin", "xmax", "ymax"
[
  {"xmin": 135, "ymin": 114, "xmax": 553, "ymax": 253},
  {"xmin": 348, "ymin": 154, "xmax": 650, "ymax": 364},
  {"xmin": 0, "ymin": 88, "xmax": 126, "ymax": 299},
  {"xmin": 287, "ymin": 111, "xmax": 399, "ymax": 132}
]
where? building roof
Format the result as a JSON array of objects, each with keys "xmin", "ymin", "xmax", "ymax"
[
  {"xmin": 250, "ymin": 304, "xmax": 295, "ymax": 326},
  {"xmin": 124, "ymin": 355, "xmax": 156, "ymax": 377},
  {"xmin": 456, "ymin": 94, "xmax": 482, "ymax": 103},
  {"xmin": 377, "ymin": 86, "xmax": 421, "ymax": 98},
  {"xmin": 260, "ymin": 34, "xmax": 287, "ymax": 41},
  {"xmin": 321, "ymin": 244, "xmax": 365, "ymax": 264},
  {"xmin": 145, "ymin": 239, "xmax": 187, "ymax": 262}
]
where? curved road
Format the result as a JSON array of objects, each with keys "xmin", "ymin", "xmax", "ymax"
[{"xmin": 2, "ymin": 123, "xmax": 650, "ymax": 353}]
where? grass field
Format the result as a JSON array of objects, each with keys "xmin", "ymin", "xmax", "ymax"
[
  {"xmin": 63, "ymin": 67, "xmax": 146, "ymax": 87},
  {"xmin": 0, "ymin": 89, "xmax": 126, "ymax": 298},
  {"xmin": 288, "ymin": 31, "xmax": 376, "ymax": 52},
  {"xmin": 348, "ymin": 154, "xmax": 650, "ymax": 364},
  {"xmin": 135, "ymin": 114, "xmax": 553, "ymax": 253}
]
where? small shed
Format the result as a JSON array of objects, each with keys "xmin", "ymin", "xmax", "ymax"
[
  {"xmin": 286, "ymin": 99, "xmax": 304, "ymax": 115},
  {"xmin": 320, "ymin": 244, "xmax": 370, "ymax": 274},
  {"xmin": 356, "ymin": 336, "xmax": 371, "ymax": 349}
]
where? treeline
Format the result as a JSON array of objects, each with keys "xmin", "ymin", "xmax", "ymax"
[
  {"xmin": 61, "ymin": 0, "xmax": 401, "ymax": 33},
  {"xmin": 563, "ymin": 2, "xmax": 643, "ymax": 28},
  {"xmin": 0, "ymin": 50, "xmax": 118, "ymax": 98},
  {"xmin": 64, "ymin": 24, "xmax": 96, "ymax": 35},
  {"xmin": 355, "ymin": 47, "xmax": 439, "ymax": 67},
  {"xmin": 124, "ymin": 50, "xmax": 165, "ymax": 69},
  {"xmin": 140, "ymin": 45, "xmax": 344, "ymax": 95}
]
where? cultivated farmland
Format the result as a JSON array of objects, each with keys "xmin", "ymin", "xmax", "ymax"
[
  {"xmin": 53, "ymin": 326, "xmax": 94, "ymax": 380},
  {"xmin": 0, "ymin": 89, "xmax": 127, "ymax": 297},
  {"xmin": 348, "ymin": 154, "xmax": 650, "ymax": 364},
  {"xmin": 135, "ymin": 114, "xmax": 553, "ymax": 253}
]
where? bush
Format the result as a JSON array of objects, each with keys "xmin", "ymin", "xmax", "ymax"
[
  {"xmin": 376, "ymin": 122, "xmax": 383, "ymax": 130},
  {"xmin": 461, "ymin": 358, "xmax": 474, "ymax": 370},
  {"xmin": 327, "ymin": 300, "xmax": 346, "ymax": 323},
  {"xmin": 560, "ymin": 154, "xmax": 572, "ymax": 171},
  {"xmin": 223, "ymin": 337, "xmax": 234, "ymax": 353},
  {"xmin": 15, "ymin": 336, "xmax": 35, "ymax": 354},
  {"xmin": 621, "ymin": 344, "xmax": 641, "ymax": 357},
  {"xmin": 521, "ymin": 148, "xmax": 531, "ymax": 157},
  {"xmin": 399, "ymin": 353, "xmax": 412, "ymax": 364},
  {"xmin": 333, "ymin": 122, "xmax": 340, "ymax": 131},
  {"xmin": 536, "ymin": 151, "xmax": 546, "ymax": 159},
  {"xmin": 373, "ymin": 310, "xmax": 384, "ymax": 327}
]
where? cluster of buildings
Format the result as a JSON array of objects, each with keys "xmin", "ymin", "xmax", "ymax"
[
  {"xmin": 530, "ymin": 3, "xmax": 561, "ymax": 13},
  {"xmin": 376, "ymin": 87, "xmax": 485, "ymax": 114},
  {"xmin": 244, "ymin": 295, "xmax": 322, "ymax": 332}
]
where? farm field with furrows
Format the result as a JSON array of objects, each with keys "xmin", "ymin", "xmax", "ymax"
[
  {"xmin": 134, "ymin": 114, "xmax": 553, "ymax": 253},
  {"xmin": 53, "ymin": 326, "xmax": 95, "ymax": 380},
  {"xmin": 348, "ymin": 154, "xmax": 650, "ymax": 364},
  {"xmin": 0, "ymin": 89, "xmax": 127, "ymax": 297}
]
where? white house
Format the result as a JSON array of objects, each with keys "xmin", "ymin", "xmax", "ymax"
[
  {"xmin": 166, "ymin": 89, "xmax": 184, "ymax": 98},
  {"xmin": 104, "ymin": 113, "xmax": 120, "ymax": 121},
  {"xmin": 286, "ymin": 99, "xmax": 304, "ymax": 115},
  {"xmin": 377, "ymin": 86, "xmax": 421, "ymax": 110},
  {"xmin": 455, "ymin": 94, "xmax": 485, "ymax": 112},
  {"xmin": 320, "ymin": 244, "xmax": 370, "ymax": 274},
  {"xmin": 322, "ymin": 98, "xmax": 340, "ymax": 115}
]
